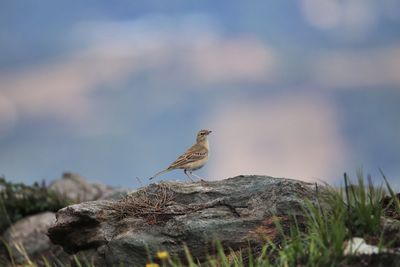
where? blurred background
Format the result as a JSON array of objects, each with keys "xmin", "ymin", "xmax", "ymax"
[{"xmin": 0, "ymin": 0, "xmax": 399, "ymax": 189}]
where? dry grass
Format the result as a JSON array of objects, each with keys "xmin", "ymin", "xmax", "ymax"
[
  {"xmin": 105, "ymin": 183, "xmax": 243, "ymax": 224},
  {"xmin": 107, "ymin": 183, "xmax": 177, "ymax": 223}
]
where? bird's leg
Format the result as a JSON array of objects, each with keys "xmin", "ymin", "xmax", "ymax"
[
  {"xmin": 184, "ymin": 169, "xmax": 195, "ymax": 182},
  {"xmin": 191, "ymin": 172, "xmax": 208, "ymax": 184},
  {"xmin": 188, "ymin": 171, "xmax": 198, "ymax": 182},
  {"xmin": 190, "ymin": 172, "xmax": 204, "ymax": 180},
  {"xmin": 189, "ymin": 171, "xmax": 205, "ymax": 183}
]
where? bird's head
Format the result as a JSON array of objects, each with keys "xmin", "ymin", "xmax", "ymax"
[{"xmin": 196, "ymin": 129, "xmax": 212, "ymax": 143}]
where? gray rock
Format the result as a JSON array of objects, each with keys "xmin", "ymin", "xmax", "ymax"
[
  {"xmin": 382, "ymin": 218, "xmax": 400, "ymax": 248},
  {"xmin": 0, "ymin": 173, "xmax": 129, "ymax": 266},
  {"xmin": 2, "ymin": 212, "xmax": 69, "ymax": 264},
  {"xmin": 49, "ymin": 175, "xmax": 321, "ymax": 266},
  {"xmin": 49, "ymin": 172, "xmax": 121, "ymax": 202}
]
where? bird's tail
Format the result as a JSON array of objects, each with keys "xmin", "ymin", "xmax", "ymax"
[{"xmin": 149, "ymin": 168, "xmax": 170, "ymax": 180}]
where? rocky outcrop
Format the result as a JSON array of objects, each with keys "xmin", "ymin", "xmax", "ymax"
[
  {"xmin": 1, "ymin": 173, "xmax": 129, "ymax": 266},
  {"xmin": 49, "ymin": 172, "xmax": 120, "ymax": 202},
  {"xmin": 2, "ymin": 212, "xmax": 69, "ymax": 264},
  {"xmin": 48, "ymin": 175, "xmax": 321, "ymax": 266}
]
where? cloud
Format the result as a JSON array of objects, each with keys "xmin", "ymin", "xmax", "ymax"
[
  {"xmin": 0, "ymin": 94, "xmax": 17, "ymax": 138},
  {"xmin": 75, "ymin": 15, "xmax": 277, "ymax": 86},
  {"xmin": 301, "ymin": 0, "xmax": 343, "ymax": 30},
  {"xmin": 206, "ymin": 94, "xmax": 348, "ymax": 183},
  {"xmin": 0, "ymin": 14, "xmax": 278, "ymax": 136},
  {"xmin": 181, "ymin": 38, "xmax": 276, "ymax": 84},
  {"xmin": 311, "ymin": 46, "xmax": 400, "ymax": 89},
  {"xmin": 300, "ymin": 0, "xmax": 376, "ymax": 40}
]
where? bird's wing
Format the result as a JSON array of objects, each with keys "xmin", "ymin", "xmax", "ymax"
[{"xmin": 168, "ymin": 144, "xmax": 208, "ymax": 169}]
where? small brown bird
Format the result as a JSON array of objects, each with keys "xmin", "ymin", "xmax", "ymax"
[{"xmin": 149, "ymin": 129, "xmax": 212, "ymax": 182}]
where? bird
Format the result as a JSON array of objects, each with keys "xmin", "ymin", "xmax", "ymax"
[{"xmin": 149, "ymin": 129, "xmax": 212, "ymax": 182}]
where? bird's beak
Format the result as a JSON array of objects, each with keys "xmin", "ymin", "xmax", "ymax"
[{"xmin": 207, "ymin": 130, "xmax": 212, "ymax": 135}]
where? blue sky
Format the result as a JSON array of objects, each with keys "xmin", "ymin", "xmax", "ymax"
[{"xmin": 0, "ymin": 1, "xmax": 400, "ymax": 189}]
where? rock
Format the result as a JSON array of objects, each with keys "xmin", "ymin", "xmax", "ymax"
[
  {"xmin": 49, "ymin": 172, "xmax": 122, "ymax": 202},
  {"xmin": 1, "ymin": 209, "xmax": 107, "ymax": 266},
  {"xmin": 2, "ymin": 212, "xmax": 69, "ymax": 264},
  {"xmin": 344, "ymin": 238, "xmax": 381, "ymax": 255},
  {"xmin": 382, "ymin": 218, "xmax": 400, "ymax": 248},
  {"xmin": 0, "ymin": 173, "xmax": 129, "ymax": 266},
  {"xmin": 48, "ymin": 175, "xmax": 321, "ymax": 266}
]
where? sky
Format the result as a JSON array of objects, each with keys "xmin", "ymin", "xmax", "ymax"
[{"xmin": 0, "ymin": 0, "xmax": 400, "ymax": 189}]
